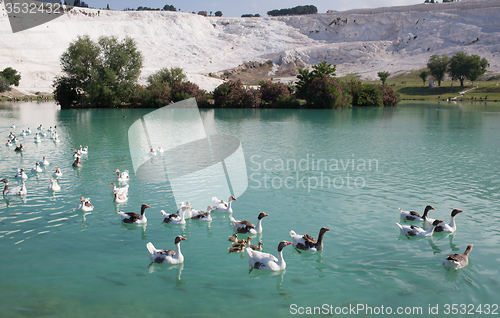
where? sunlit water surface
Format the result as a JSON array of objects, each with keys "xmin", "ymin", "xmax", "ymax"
[{"xmin": 1, "ymin": 101, "xmax": 499, "ymax": 317}]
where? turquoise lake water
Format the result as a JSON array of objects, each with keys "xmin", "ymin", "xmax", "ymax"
[{"xmin": 1, "ymin": 101, "xmax": 499, "ymax": 317}]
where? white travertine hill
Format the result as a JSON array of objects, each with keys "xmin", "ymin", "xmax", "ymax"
[{"xmin": 0, "ymin": 0, "xmax": 499, "ymax": 94}]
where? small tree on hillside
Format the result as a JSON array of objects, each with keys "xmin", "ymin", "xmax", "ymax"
[
  {"xmin": 377, "ymin": 71, "xmax": 390, "ymax": 85},
  {"xmin": 427, "ymin": 54, "xmax": 449, "ymax": 86},
  {"xmin": 214, "ymin": 11, "xmax": 222, "ymax": 17},
  {"xmin": 419, "ymin": 70, "xmax": 429, "ymax": 86}
]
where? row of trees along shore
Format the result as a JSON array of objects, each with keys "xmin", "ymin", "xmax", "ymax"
[
  {"xmin": 422, "ymin": 52, "xmax": 489, "ymax": 87},
  {"xmin": 52, "ymin": 36, "xmax": 400, "ymax": 108}
]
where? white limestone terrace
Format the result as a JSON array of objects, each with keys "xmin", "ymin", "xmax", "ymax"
[{"xmin": 0, "ymin": 0, "xmax": 499, "ymax": 95}]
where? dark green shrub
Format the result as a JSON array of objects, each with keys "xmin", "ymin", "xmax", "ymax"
[
  {"xmin": 305, "ymin": 75, "xmax": 350, "ymax": 108},
  {"xmin": 213, "ymin": 80, "xmax": 261, "ymax": 108},
  {"xmin": 348, "ymin": 80, "xmax": 383, "ymax": 106}
]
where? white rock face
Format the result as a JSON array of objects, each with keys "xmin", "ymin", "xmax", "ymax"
[{"xmin": 1, "ymin": 0, "xmax": 499, "ymax": 94}]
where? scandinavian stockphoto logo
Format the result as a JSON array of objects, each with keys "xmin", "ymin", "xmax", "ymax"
[
  {"xmin": 128, "ymin": 98, "xmax": 248, "ymax": 209},
  {"xmin": 3, "ymin": 0, "xmax": 78, "ymax": 33}
]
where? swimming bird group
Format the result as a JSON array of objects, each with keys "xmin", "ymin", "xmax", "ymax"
[
  {"xmin": 398, "ymin": 205, "xmax": 472, "ymax": 269},
  {"xmin": 2, "ymin": 123, "xmax": 474, "ymax": 275}
]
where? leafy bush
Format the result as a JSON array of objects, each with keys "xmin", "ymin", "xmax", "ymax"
[
  {"xmin": 378, "ymin": 85, "xmax": 399, "ymax": 106},
  {"xmin": 213, "ymin": 80, "xmax": 260, "ymax": 108},
  {"xmin": 171, "ymin": 81, "xmax": 209, "ymax": 106},
  {"xmin": 348, "ymin": 80, "xmax": 382, "ymax": 106},
  {"xmin": 306, "ymin": 75, "xmax": 350, "ymax": 108},
  {"xmin": 128, "ymin": 83, "xmax": 171, "ymax": 108}
]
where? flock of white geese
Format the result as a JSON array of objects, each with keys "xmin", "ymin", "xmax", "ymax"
[{"xmin": 3, "ymin": 123, "xmax": 472, "ymax": 272}]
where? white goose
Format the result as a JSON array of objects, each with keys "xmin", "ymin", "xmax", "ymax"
[
  {"xmin": 399, "ymin": 205, "xmax": 435, "ymax": 222},
  {"xmin": 5, "ymin": 139, "xmax": 12, "ymax": 146},
  {"xmin": 397, "ymin": 220, "xmax": 441, "ymax": 237},
  {"xmin": 230, "ymin": 212, "xmax": 268, "ymax": 234},
  {"xmin": 77, "ymin": 197, "xmax": 94, "ymax": 212},
  {"xmin": 425, "ymin": 209, "xmax": 463, "ymax": 232},
  {"xmin": 115, "ymin": 169, "xmax": 130, "ymax": 182},
  {"xmin": 290, "ymin": 227, "xmax": 330, "ymax": 252},
  {"xmin": 109, "ymin": 182, "xmax": 129, "ymax": 196},
  {"xmin": 161, "ymin": 206, "xmax": 187, "ymax": 224},
  {"xmin": 157, "ymin": 146, "xmax": 165, "ymax": 153},
  {"xmin": 31, "ymin": 162, "xmax": 43, "ymax": 173},
  {"xmin": 1, "ymin": 178, "xmax": 27, "ymax": 196},
  {"xmin": 39, "ymin": 157, "xmax": 50, "ymax": 166},
  {"xmin": 181, "ymin": 202, "xmax": 208, "ymax": 219},
  {"xmin": 26, "ymin": 127, "xmax": 31, "ymax": 134},
  {"xmin": 113, "ymin": 190, "xmax": 128, "ymax": 203},
  {"xmin": 48, "ymin": 179, "xmax": 61, "ymax": 191},
  {"xmin": 212, "ymin": 196, "xmax": 236, "ymax": 213},
  {"xmin": 53, "ymin": 167, "xmax": 63, "ymax": 178},
  {"xmin": 118, "ymin": 204, "xmax": 150, "ymax": 224},
  {"xmin": 246, "ymin": 241, "xmax": 292, "ymax": 273},
  {"xmin": 147, "ymin": 236, "xmax": 186, "ymax": 266},
  {"xmin": 76, "ymin": 197, "xmax": 94, "ymax": 212},
  {"xmin": 34, "ymin": 133, "xmax": 41, "ymax": 143},
  {"xmin": 443, "ymin": 244, "xmax": 473, "ymax": 269},
  {"xmin": 191, "ymin": 206, "xmax": 214, "ymax": 221},
  {"xmin": 149, "ymin": 147, "xmax": 157, "ymax": 156},
  {"xmin": 15, "ymin": 168, "xmax": 28, "ymax": 179},
  {"xmin": 79, "ymin": 145, "xmax": 88, "ymax": 154}
]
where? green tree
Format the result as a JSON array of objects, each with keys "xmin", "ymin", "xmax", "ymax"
[
  {"xmin": 295, "ymin": 61, "xmax": 336, "ymax": 99},
  {"xmin": 1, "ymin": 67, "xmax": 21, "ymax": 86},
  {"xmin": 147, "ymin": 67, "xmax": 186, "ymax": 88},
  {"xmin": 427, "ymin": 54, "xmax": 449, "ymax": 86},
  {"xmin": 377, "ymin": 71, "xmax": 390, "ymax": 85},
  {"xmin": 419, "ymin": 70, "xmax": 429, "ymax": 86},
  {"xmin": 449, "ymin": 51, "xmax": 489, "ymax": 87},
  {"xmin": 214, "ymin": 10, "xmax": 222, "ymax": 17},
  {"xmin": 54, "ymin": 35, "xmax": 143, "ymax": 108}
]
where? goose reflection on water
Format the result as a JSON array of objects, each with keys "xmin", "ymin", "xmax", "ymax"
[{"xmin": 148, "ymin": 262, "xmax": 185, "ymax": 287}]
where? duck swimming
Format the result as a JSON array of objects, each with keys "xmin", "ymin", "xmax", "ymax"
[
  {"xmin": 147, "ymin": 236, "xmax": 186, "ymax": 266},
  {"xmin": 1, "ymin": 179, "xmax": 27, "ymax": 196},
  {"xmin": 118, "ymin": 204, "xmax": 150, "ymax": 224},
  {"xmin": 230, "ymin": 212, "xmax": 268, "ymax": 234},
  {"xmin": 443, "ymin": 244, "xmax": 473, "ymax": 269},
  {"xmin": 247, "ymin": 241, "xmax": 291, "ymax": 273},
  {"xmin": 290, "ymin": 227, "xmax": 330, "ymax": 252},
  {"xmin": 399, "ymin": 205, "xmax": 435, "ymax": 222},
  {"xmin": 15, "ymin": 168, "xmax": 28, "ymax": 179}
]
